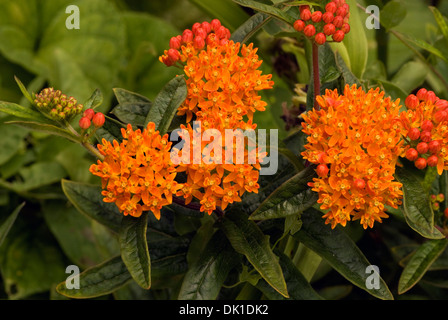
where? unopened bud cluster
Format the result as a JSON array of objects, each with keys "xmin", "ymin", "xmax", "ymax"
[
  {"xmin": 34, "ymin": 88, "xmax": 83, "ymax": 122},
  {"xmin": 293, "ymin": 0, "xmax": 350, "ymax": 46},
  {"xmin": 401, "ymin": 88, "xmax": 448, "ymax": 172},
  {"xmin": 160, "ymin": 19, "xmax": 231, "ymax": 66},
  {"xmin": 430, "ymin": 193, "xmax": 445, "ymax": 211},
  {"xmin": 79, "ymin": 108, "xmax": 105, "ymax": 130}
]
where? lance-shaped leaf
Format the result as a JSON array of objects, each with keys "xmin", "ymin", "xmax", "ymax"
[
  {"xmin": 56, "ymin": 255, "xmax": 132, "ymax": 299},
  {"xmin": 61, "ymin": 179, "xmax": 122, "ymax": 233},
  {"xmin": 6, "ymin": 121, "xmax": 80, "ymax": 143},
  {"xmin": 231, "ymin": 12, "xmax": 271, "ymax": 44},
  {"xmin": 111, "ymin": 88, "xmax": 152, "ymax": 127},
  {"xmin": 0, "ymin": 202, "xmax": 25, "ymax": 247},
  {"xmin": 178, "ymin": 230, "xmax": 240, "ymax": 300},
  {"xmin": 293, "ymin": 208, "xmax": 394, "ymax": 300},
  {"xmin": 0, "ymin": 101, "xmax": 51, "ymax": 123},
  {"xmin": 250, "ymin": 166, "xmax": 317, "ymax": 221},
  {"xmin": 220, "ymin": 210, "xmax": 289, "ymax": 298},
  {"xmin": 256, "ymin": 250, "xmax": 323, "ymax": 300},
  {"xmin": 119, "ymin": 213, "xmax": 151, "ymax": 289},
  {"xmin": 398, "ymin": 239, "xmax": 448, "ymax": 294},
  {"xmin": 232, "ymin": 0, "xmax": 296, "ymax": 25},
  {"xmin": 144, "ymin": 75, "xmax": 187, "ymax": 135},
  {"xmin": 395, "ymin": 167, "xmax": 444, "ymax": 239},
  {"xmin": 84, "ymin": 88, "xmax": 103, "ymax": 110}
]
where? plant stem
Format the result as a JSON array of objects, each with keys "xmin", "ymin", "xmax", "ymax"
[
  {"xmin": 312, "ymin": 42, "xmax": 320, "ymax": 109},
  {"xmin": 65, "ymin": 122, "xmax": 105, "ymax": 161}
]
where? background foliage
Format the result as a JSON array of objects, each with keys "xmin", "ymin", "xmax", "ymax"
[{"xmin": 1, "ymin": 0, "xmax": 448, "ymax": 300}]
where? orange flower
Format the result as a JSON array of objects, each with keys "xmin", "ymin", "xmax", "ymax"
[
  {"xmin": 90, "ymin": 123, "xmax": 181, "ymax": 219},
  {"xmin": 302, "ymin": 84, "xmax": 405, "ymax": 229},
  {"xmin": 161, "ymin": 20, "xmax": 273, "ymax": 215}
]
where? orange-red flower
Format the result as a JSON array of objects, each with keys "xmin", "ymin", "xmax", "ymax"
[
  {"xmin": 302, "ymin": 84, "xmax": 405, "ymax": 229},
  {"xmin": 90, "ymin": 123, "xmax": 181, "ymax": 219}
]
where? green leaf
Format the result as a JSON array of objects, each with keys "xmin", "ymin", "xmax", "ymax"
[
  {"xmin": 220, "ymin": 210, "xmax": 289, "ymax": 298},
  {"xmin": 84, "ymin": 88, "xmax": 103, "ymax": 110},
  {"xmin": 190, "ymin": 0, "xmax": 249, "ymax": 31},
  {"xmin": 0, "ymin": 202, "xmax": 24, "ymax": 247},
  {"xmin": 178, "ymin": 230, "xmax": 240, "ymax": 300},
  {"xmin": 256, "ymin": 250, "xmax": 323, "ymax": 300},
  {"xmin": 14, "ymin": 76, "xmax": 34, "ymax": 105},
  {"xmin": 395, "ymin": 167, "xmax": 444, "ymax": 239},
  {"xmin": 293, "ymin": 208, "xmax": 394, "ymax": 300},
  {"xmin": 391, "ymin": 60, "xmax": 428, "ymax": 93},
  {"xmin": 335, "ymin": 52, "xmax": 362, "ymax": 87},
  {"xmin": 119, "ymin": 213, "xmax": 151, "ymax": 289},
  {"xmin": 61, "ymin": 179, "xmax": 122, "ymax": 233},
  {"xmin": 144, "ymin": 75, "xmax": 187, "ymax": 135},
  {"xmin": 0, "ymin": 101, "xmax": 51, "ymax": 123},
  {"xmin": 0, "ymin": 121, "xmax": 28, "ymax": 166},
  {"xmin": 56, "ymin": 255, "xmax": 132, "ymax": 299},
  {"xmin": 250, "ymin": 166, "xmax": 317, "ymax": 221},
  {"xmin": 430, "ymin": 7, "xmax": 448, "ymax": 43},
  {"xmin": 6, "ymin": 120, "xmax": 80, "ymax": 143},
  {"xmin": 398, "ymin": 239, "xmax": 448, "ymax": 294},
  {"xmin": 231, "ymin": 12, "xmax": 271, "ymax": 44},
  {"xmin": 380, "ymin": 0, "xmax": 407, "ymax": 30},
  {"xmin": 342, "ymin": 0, "xmax": 368, "ymax": 78},
  {"xmin": 232, "ymin": 0, "xmax": 295, "ymax": 25},
  {"xmin": 400, "ymin": 32, "xmax": 448, "ymax": 62},
  {"xmin": 111, "ymin": 88, "xmax": 152, "ymax": 127}
]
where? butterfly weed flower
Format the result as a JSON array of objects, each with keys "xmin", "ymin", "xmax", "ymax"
[
  {"xmin": 160, "ymin": 20, "xmax": 273, "ymax": 214},
  {"xmin": 89, "ymin": 122, "xmax": 182, "ymax": 219},
  {"xmin": 301, "ymin": 84, "xmax": 405, "ymax": 229}
]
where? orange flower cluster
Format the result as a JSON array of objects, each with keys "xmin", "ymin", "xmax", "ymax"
[
  {"xmin": 401, "ymin": 89, "xmax": 448, "ymax": 175},
  {"xmin": 89, "ymin": 123, "xmax": 181, "ymax": 219},
  {"xmin": 301, "ymin": 85, "xmax": 405, "ymax": 229},
  {"xmin": 160, "ymin": 20, "xmax": 274, "ymax": 214}
]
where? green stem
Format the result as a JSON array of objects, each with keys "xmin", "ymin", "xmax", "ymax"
[{"xmin": 66, "ymin": 122, "xmax": 105, "ymax": 161}]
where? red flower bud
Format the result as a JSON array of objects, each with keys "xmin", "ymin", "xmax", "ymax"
[
  {"xmin": 336, "ymin": 7, "xmax": 347, "ymax": 18},
  {"xmin": 167, "ymin": 48, "xmax": 180, "ymax": 62},
  {"xmin": 193, "ymin": 36, "xmax": 205, "ymax": 49},
  {"xmin": 182, "ymin": 29, "xmax": 194, "ymax": 43},
  {"xmin": 415, "ymin": 157, "xmax": 427, "ymax": 170},
  {"xmin": 316, "ymin": 164, "xmax": 329, "ymax": 177},
  {"xmin": 92, "ymin": 112, "xmax": 105, "ymax": 128},
  {"xmin": 301, "ymin": 8, "xmax": 312, "ymax": 21},
  {"xmin": 169, "ymin": 36, "xmax": 181, "ymax": 50},
  {"xmin": 341, "ymin": 23, "xmax": 350, "ymax": 34},
  {"xmin": 429, "ymin": 140, "xmax": 442, "ymax": 154},
  {"xmin": 79, "ymin": 116, "xmax": 91, "ymax": 130},
  {"xmin": 304, "ymin": 24, "xmax": 316, "ymax": 37},
  {"xmin": 211, "ymin": 19, "xmax": 221, "ymax": 32},
  {"xmin": 434, "ymin": 110, "xmax": 448, "ymax": 123},
  {"xmin": 216, "ymin": 26, "xmax": 229, "ymax": 39},
  {"xmin": 83, "ymin": 108, "xmax": 95, "ymax": 120},
  {"xmin": 201, "ymin": 21, "xmax": 212, "ymax": 34},
  {"xmin": 332, "ymin": 30, "xmax": 345, "ymax": 42},
  {"xmin": 191, "ymin": 22, "xmax": 202, "ymax": 34},
  {"xmin": 416, "ymin": 88, "xmax": 428, "ymax": 101},
  {"xmin": 322, "ymin": 12, "xmax": 334, "ymax": 24},
  {"xmin": 435, "ymin": 99, "xmax": 448, "ymax": 110},
  {"xmin": 333, "ymin": 15, "xmax": 344, "ymax": 28},
  {"xmin": 405, "ymin": 148, "xmax": 418, "ymax": 161},
  {"xmin": 315, "ymin": 33, "xmax": 327, "ymax": 45},
  {"xmin": 426, "ymin": 91, "xmax": 437, "ymax": 104},
  {"xmin": 427, "ymin": 155, "xmax": 438, "ymax": 167},
  {"xmin": 416, "ymin": 142, "xmax": 429, "ymax": 154},
  {"xmin": 299, "ymin": 5, "xmax": 310, "ymax": 13},
  {"xmin": 420, "ymin": 130, "xmax": 432, "ymax": 143},
  {"xmin": 354, "ymin": 178, "xmax": 366, "ymax": 189},
  {"xmin": 325, "ymin": 1, "xmax": 337, "ymax": 13},
  {"xmin": 293, "ymin": 19, "xmax": 306, "ymax": 32},
  {"xmin": 194, "ymin": 27, "xmax": 207, "ymax": 39},
  {"xmin": 324, "ymin": 23, "xmax": 336, "ymax": 35},
  {"xmin": 444, "ymin": 208, "xmax": 448, "ymax": 219},
  {"xmin": 405, "ymin": 94, "xmax": 419, "ymax": 109},
  {"xmin": 421, "ymin": 120, "xmax": 433, "ymax": 132},
  {"xmin": 311, "ymin": 11, "xmax": 323, "ymax": 23},
  {"xmin": 407, "ymin": 127, "xmax": 420, "ymax": 140}
]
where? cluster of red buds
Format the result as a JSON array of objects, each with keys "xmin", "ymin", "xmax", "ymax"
[
  {"xmin": 293, "ymin": 0, "xmax": 350, "ymax": 45},
  {"xmin": 402, "ymin": 88, "xmax": 448, "ymax": 171},
  {"xmin": 79, "ymin": 108, "xmax": 105, "ymax": 130},
  {"xmin": 430, "ymin": 193, "xmax": 445, "ymax": 211},
  {"xmin": 34, "ymin": 88, "xmax": 84, "ymax": 122},
  {"xmin": 160, "ymin": 19, "xmax": 231, "ymax": 67}
]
